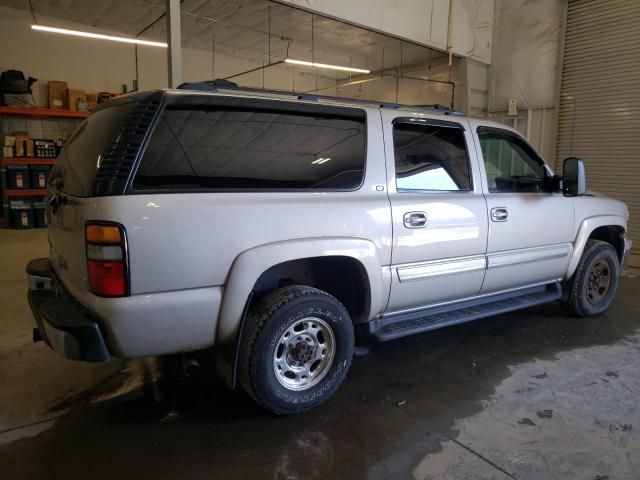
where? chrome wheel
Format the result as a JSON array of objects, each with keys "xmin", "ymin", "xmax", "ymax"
[
  {"xmin": 273, "ymin": 317, "xmax": 336, "ymax": 391},
  {"xmin": 587, "ymin": 258, "xmax": 612, "ymax": 304}
]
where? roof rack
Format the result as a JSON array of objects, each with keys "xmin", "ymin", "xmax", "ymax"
[{"xmin": 176, "ymin": 79, "xmax": 464, "ymax": 116}]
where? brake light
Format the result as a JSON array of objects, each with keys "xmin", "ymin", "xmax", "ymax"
[{"xmin": 86, "ymin": 223, "xmax": 128, "ymax": 297}]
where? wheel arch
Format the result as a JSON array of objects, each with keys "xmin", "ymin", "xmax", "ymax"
[
  {"xmin": 216, "ymin": 237, "xmax": 387, "ymax": 343},
  {"xmin": 214, "ymin": 237, "xmax": 387, "ymax": 389},
  {"xmin": 566, "ymin": 215, "xmax": 627, "ymax": 279}
]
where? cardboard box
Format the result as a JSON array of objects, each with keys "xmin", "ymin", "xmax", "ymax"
[
  {"xmin": 68, "ymin": 89, "xmax": 87, "ymax": 111},
  {"xmin": 13, "ymin": 132, "xmax": 34, "ymax": 157},
  {"xmin": 3, "ymin": 146, "xmax": 14, "ymax": 158},
  {"xmin": 15, "ymin": 139, "xmax": 35, "ymax": 157},
  {"xmin": 86, "ymin": 93, "xmax": 98, "ymax": 110},
  {"xmin": 4, "ymin": 135, "xmax": 16, "ymax": 147},
  {"xmin": 48, "ymin": 81, "xmax": 68, "ymax": 110}
]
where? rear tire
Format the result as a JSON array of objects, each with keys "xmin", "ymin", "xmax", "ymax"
[
  {"xmin": 239, "ymin": 285, "xmax": 354, "ymax": 415},
  {"xmin": 564, "ymin": 239, "xmax": 620, "ymax": 317}
]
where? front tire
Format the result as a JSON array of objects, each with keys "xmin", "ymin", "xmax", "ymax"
[
  {"xmin": 565, "ymin": 239, "xmax": 620, "ymax": 317},
  {"xmin": 239, "ymin": 285, "xmax": 354, "ymax": 415}
]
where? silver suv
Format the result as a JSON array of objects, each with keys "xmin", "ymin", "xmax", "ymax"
[{"xmin": 27, "ymin": 81, "xmax": 632, "ymax": 414}]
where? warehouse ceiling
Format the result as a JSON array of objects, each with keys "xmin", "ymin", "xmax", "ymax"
[{"xmin": 1, "ymin": 0, "xmax": 450, "ymax": 80}]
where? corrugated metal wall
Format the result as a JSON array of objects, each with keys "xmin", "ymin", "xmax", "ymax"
[{"xmin": 556, "ymin": 0, "xmax": 640, "ymax": 253}]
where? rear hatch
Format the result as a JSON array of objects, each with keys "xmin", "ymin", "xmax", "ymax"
[{"xmin": 47, "ymin": 92, "xmax": 161, "ymax": 298}]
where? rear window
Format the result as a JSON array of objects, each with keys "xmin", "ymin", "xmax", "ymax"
[
  {"xmin": 49, "ymin": 101, "xmax": 137, "ymax": 197},
  {"xmin": 133, "ymin": 97, "xmax": 366, "ymax": 191}
]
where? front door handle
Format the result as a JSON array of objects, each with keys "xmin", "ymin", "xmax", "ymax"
[
  {"xmin": 491, "ymin": 207, "xmax": 509, "ymax": 222},
  {"xmin": 403, "ymin": 211, "xmax": 428, "ymax": 229}
]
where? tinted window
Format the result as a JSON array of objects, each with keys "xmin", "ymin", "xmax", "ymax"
[
  {"xmin": 49, "ymin": 102, "xmax": 136, "ymax": 197},
  {"xmin": 478, "ymin": 130, "xmax": 546, "ymax": 193},
  {"xmin": 393, "ymin": 122, "xmax": 471, "ymax": 191},
  {"xmin": 133, "ymin": 98, "xmax": 366, "ymax": 191}
]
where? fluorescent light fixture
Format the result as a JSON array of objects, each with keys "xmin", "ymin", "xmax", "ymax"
[
  {"xmin": 31, "ymin": 24, "xmax": 167, "ymax": 48},
  {"xmin": 312, "ymin": 157, "xmax": 331, "ymax": 165},
  {"xmin": 285, "ymin": 58, "xmax": 370, "ymax": 74}
]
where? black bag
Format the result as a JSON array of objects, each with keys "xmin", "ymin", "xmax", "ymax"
[{"xmin": 0, "ymin": 70, "xmax": 37, "ymax": 95}]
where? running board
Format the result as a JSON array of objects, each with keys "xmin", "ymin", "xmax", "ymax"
[{"xmin": 368, "ymin": 283, "xmax": 562, "ymax": 342}]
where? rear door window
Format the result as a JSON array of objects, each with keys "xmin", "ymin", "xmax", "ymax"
[
  {"xmin": 133, "ymin": 96, "xmax": 366, "ymax": 191},
  {"xmin": 393, "ymin": 122, "xmax": 472, "ymax": 191},
  {"xmin": 49, "ymin": 101, "xmax": 138, "ymax": 197}
]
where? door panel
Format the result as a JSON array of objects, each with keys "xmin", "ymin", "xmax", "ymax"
[
  {"xmin": 473, "ymin": 124, "xmax": 574, "ymax": 294},
  {"xmin": 382, "ymin": 111, "xmax": 488, "ymax": 313}
]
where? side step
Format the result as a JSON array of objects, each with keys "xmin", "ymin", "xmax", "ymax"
[{"xmin": 368, "ymin": 283, "xmax": 562, "ymax": 342}]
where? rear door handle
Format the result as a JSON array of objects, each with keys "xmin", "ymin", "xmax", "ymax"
[
  {"xmin": 403, "ymin": 211, "xmax": 428, "ymax": 229},
  {"xmin": 490, "ymin": 207, "xmax": 509, "ymax": 222}
]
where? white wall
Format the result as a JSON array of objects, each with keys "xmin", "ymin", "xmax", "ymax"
[
  {"xmin": 488, "ymin": 0, "xmax": 564, "ymax": 111},
  {"xmin": 279, "ymin": 0, "xmax": 495, "ymax": 64},
  {"xmin": 486, "ymin": 0, "xmax": 565, "ymax": 164}
]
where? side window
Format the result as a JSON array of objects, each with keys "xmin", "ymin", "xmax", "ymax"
[
  {"xmin": 477, "ymin": 130, "xmax": 547, "ymax": 193},
  {"xmin": 133, "ymin": 97, "xmax": 366, "ymax": 191},
  {"xmin": 393, "ymin": 122, "xmax": 472, "ymax": 192}
]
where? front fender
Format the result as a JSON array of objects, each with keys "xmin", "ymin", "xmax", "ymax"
[
  {"xmin": 565, "ymin": 215, "xmax": 627, "ymax": 279},
  {"xmin": 216, "ymin": 237, "xmax": 387, "ymax": 344}
]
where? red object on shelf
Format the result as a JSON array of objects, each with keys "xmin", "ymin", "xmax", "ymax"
[
  {"xmin": 0, "ymin": 106, "xmax": 90, "ymax": 119},
  {"xmin": 5, "ymin": 189, "xmax": 47, "ymax": 197},
  {"xmin": 2, "ymin": 157, "xmax": 56, "ymax": 166}
]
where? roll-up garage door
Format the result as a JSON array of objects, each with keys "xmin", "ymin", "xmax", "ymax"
[{"xmin": 556, "ymin": 0, "xmax": 640, "ymax": 254}]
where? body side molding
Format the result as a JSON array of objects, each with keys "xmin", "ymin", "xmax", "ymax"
[{"xmin": 395, "ymin": 255, "xmax": 486, "ymax": 283}]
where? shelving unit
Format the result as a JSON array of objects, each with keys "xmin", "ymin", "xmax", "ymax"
[{"xmin": 1, "ymin": 107, "xmax": 88, "ymax": 228}]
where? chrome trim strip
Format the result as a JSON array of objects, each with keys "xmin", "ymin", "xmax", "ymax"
[
  {"xmin": 385, "ymin": 280, "xmax": 559, "ymax": 317},
  {"xmin": 487, "ymin": 244, "xmax": 572, "ymax": 270},
  {"xmin": 396, "ymin": 255, "xmax": 486, "ymax": 283}
]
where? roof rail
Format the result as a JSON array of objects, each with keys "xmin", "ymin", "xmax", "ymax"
[{"xmin": 176, "ymin": 80, "xmax": 464, "ymax": 116}]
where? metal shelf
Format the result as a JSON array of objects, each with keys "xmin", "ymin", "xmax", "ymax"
[
  {"xmin": 0, "ymin": 106, "xmax": 90, "ymax": 119},
  {"xmin": 2, "ymin": 157, "xmax": 56, "ymax": 166},
  {"xmin": 5, "ymin": 189, "xmax": 47, "ymax": 197}
]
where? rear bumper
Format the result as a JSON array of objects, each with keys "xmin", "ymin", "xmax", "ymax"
[
  {"xmin": 27, "ymin": 258, "xmax": 110, "ymax": 362},
  {"xmin": 27, "ymin": 258, "xmax": 223, "ymax": 359}
]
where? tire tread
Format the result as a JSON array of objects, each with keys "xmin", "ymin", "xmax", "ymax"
[
  {"xmin": 239, "ymin": 285, "xmax": 350, "ymax": 414},
  {"xmin": 566, "ymin": 239, "xmax": 619, "ymax": 317}
]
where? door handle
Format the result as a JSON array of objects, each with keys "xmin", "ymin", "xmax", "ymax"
[
  {"xmin": 490, "ymin": 207, "xmax": 509, "ymax": 222},
  {"xmin": 403, "ymin": 211, "xmax": 428, "ymax": 229}
]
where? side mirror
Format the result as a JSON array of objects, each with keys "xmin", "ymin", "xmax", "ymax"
[{"xmin": 563, "ymin": 157, "xmax": 586, "ymax": 196}]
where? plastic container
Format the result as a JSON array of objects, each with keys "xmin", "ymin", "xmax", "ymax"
[
  {"xmin": 9, "ymin": 201, "xmax": 34, "ymax": 229},
  {"xmin": 33, "ymin": 202, "xmax": 48, "ymax": 228},
  {"xmin": 30, "ymin": 164, "xmax": 51, "ymax": 189},
  {"xmin": 6, "ymin": 164, "xmax": 30, "ymax": 189}
]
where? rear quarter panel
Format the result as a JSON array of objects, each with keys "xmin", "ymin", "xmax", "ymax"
[{"xmin": 91, "ymin": 107, "xmax": 392, "ymax": 314}]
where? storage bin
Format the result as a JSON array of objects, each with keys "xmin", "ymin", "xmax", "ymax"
[
  {"xmin": 30, "ymin": 165, "xmax": 51, "ymax": 189},
  {"xmin": 9, "ymin": 201, "xmax": 34, "ymax": 229},
  {"xmin": 6, "ymin": 164, "xmax": 30, "ymax": 189},
  {"xmin": 33, "ymin": 202, "xmax": 48, "ymax": 228}
]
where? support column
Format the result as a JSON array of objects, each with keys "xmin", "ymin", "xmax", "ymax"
[{"xmin": 166, "ymin": 0, "xmax": 182, "ymax": 88}]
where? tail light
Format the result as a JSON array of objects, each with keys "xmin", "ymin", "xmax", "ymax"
[{"xmin": 86, "ymin": 223, "xmax": 128, "ymax": 297}]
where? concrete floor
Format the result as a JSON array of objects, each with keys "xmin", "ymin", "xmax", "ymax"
[{"xmin": 1, "ymin": 230, "xmax": 639, "ymax": 479}]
